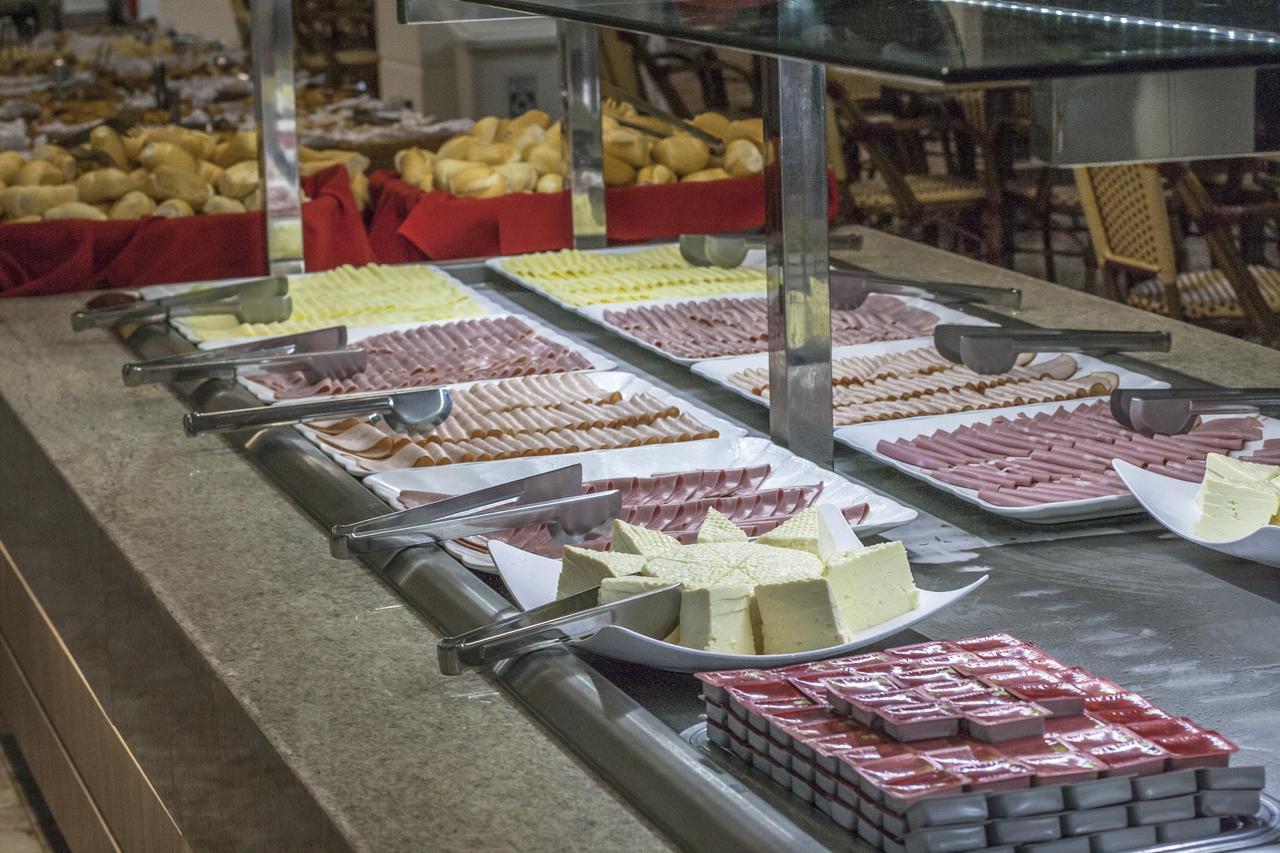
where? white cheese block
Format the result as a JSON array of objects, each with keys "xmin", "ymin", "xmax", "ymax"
[
  {"xmin": 1193, "ymin": 477, "xmax": 1280, "ymax": 541},
  {"xmin": 753, "ymin": 577, "xmax": 852, "ymax": 654},
  {"xmin": 823, "ymin": 540, "xmax": 920, "ymax": 632},
  {"xmin": 697, "ymin": 507, "xmax": 748, "ymax": 544},
  {"xmin": 610, "ymin": 519, "xmax": 681, "ymax": 556},
  {"xmin": 738, "ymin": 544, "xmax": 823, "ymax": 585},
  {"xmin": 755, "ymin": 508, "xmax": 821, "ymax": 555},
  {"xmin": 1195, "ymin": 453, "xmax": 1279, "ymax": 508},
  {"xmin": 557, "ymin": 547, "xmax": 648, "ymax": 599},
  {"xmin": 598, "ymin": 575, "xmax": 671, "ymax": 605},
  {"xmin": 679, "ymin": 584, "xmax": 755, "ymax": 654}
]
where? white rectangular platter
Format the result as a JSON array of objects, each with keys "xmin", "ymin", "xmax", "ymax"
[
  {"xmin": 836, "ymin": 400, "xmax": 1280, "ymax": 523},
  {"xmin": 485, "ymin": 243, "xmax": 765, "ymax": 314},
  {"xmin": 234, "ymin": 313, "xmax": 617, "ymax": 404},
  {"xmin": 691, "ymin": 337, "xmax": 1170, "ymax": 417},
  {"xmin": 297, "ymin": 370, "xmax": 749, "ymax": 478},
  {"xmin": 364, "ymin": 436, "xmax": 919, "ymax": 571},
  {"xmin": 576, "ymin": 292, "xmax": 998, "ymax": 367}
]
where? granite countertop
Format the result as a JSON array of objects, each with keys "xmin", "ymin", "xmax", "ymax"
[
  {"xmin": 0, "ymin": 293, "xmax": 670, "ymax": 852},
  {"xmin": 838, "ymin": 226, "xmax": 1280, "ymax": 386}
]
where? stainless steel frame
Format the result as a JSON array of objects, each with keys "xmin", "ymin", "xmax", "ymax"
[
  {"xmin": 558, "ymin": 20, "xmax": 608, "ymax": 249},
  {"xmin": 251, "ymin": 0, "xmax": 306, "ymax": 278}
]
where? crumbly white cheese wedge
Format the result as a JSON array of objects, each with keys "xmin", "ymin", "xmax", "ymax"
[
  {"xmin": 737, "ymin": 544, "xmax": 824, "ymax": 585},
  {"xmin": 557, "ymin": 547, "xmax": 648, "ymax": 599},
  {"xmin": 755, "ymin": 508, "xmax": 821, "ymax": 555},
  {"xmin": 644, "ymin": 542, "xmax": 753, "ymax": 567},
  {"xmin": 643, "ymin": 553, "xmax": 737, "ymax": 589},
  {"xmin": 753, "ymin": 577, "xmax": 853, "ymax": 654},
  {"xmin": 679, "ymin": 584, "xmax": 755, "ymax": 654},
  {"xmin": 1195, "ymin": 454, "xmax": 1280, "ymax": 508},
  {"xmin": 697, "ymin": 508, "xmax": 748, "ymax": 544},
  {"xmin": 823, "ymin": 541, "xmax": 920, "ymax": 632},
  {"xmin": 598, "ymin": 575, "xmax": 672, "ymax": 605},
  {"xmin": 1193, "ymin": 477, "xmax": 1280, "ymax": 541},
  {"xmin": 610, "ymin": 520, "xmax": 681, "ymax": 557}
]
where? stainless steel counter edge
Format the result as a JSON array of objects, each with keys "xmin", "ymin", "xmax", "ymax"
[{"xmin": 128, "ymin": 324, "xmax": 831, "ymax": 853}]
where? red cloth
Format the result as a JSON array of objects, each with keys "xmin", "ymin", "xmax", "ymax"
[
  {"xmin": 367, "ymin": 170, "xmax": 841, "ymax": 262},
  {"xmin": 0, "ymin": 165, "xmax": 374, "ymax": 297}
]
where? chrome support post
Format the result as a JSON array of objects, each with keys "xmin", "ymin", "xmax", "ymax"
[
  {"xmin": 762, "ymin": 57, "xmax": 833, "ymax": 467},
  {"xmin": 252, "ymin": 0, "xmax": 306, "ymax": 278},
  {"xmin": 557, "ymin": 20, "xmax": 607, "ymax": 249}
]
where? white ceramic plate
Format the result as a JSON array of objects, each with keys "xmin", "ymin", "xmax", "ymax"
[
  {"xmin": 297, "ymin": 370, "xmax": 749, "ymax": 477},
  {"xmin": 364, "ymin": 436, "xmax": 919, "ymax": 571},
  {"xmin": 693, "ymin": 337, "xmax": 1170, "ymax": 416},
  {"xmin": 485, "ymin": 243, "xmax": 765, "ymax": 314},
  {"xmin": 576, "ymin": 292, "xmax": 998, "ymax": 366},
  {"xmin": 488, "ymin": 507, "xmax": 987, "ymax": 673},
  {"xmin": 838, "ymin": 404, "xmax": 1280, "ymax": 524},
  {"xmin": 234, "ymin": 313, "xmax": 617, "ymax": 404},
  {"xmin": 1113, "ymin": 460, "xmax": 1280, "ymax": 567}
]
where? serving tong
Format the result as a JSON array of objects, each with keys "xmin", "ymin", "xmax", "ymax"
[
  {"xmin": 677, "ymin": 233, "xmax": 865, "ymax": 267},
  {"xmin": 437, "ymin": 583, "xmax": 681, "ymax": 675},
  {"xmin": 602, "ymin": 86, "xmax": 727, "ymax": 155},
  {"xmin": 1110, "ymin": 388, "xmax": 1280, "ymax": 436},
  {"xmin": 182, "ymin": 386, "xmax": 452, "ymax": 437},
  {"xmin": 70, "ymin": 275, "xmax": 291, "ymax": 332},
  {"xmin": 121, "ymin": 326, "xmax": 363, "ymax": 386},
  {"xmin": 934, "ymin": 325, "xmax": 1170, "ymax": 375},
  {"xmin": 329, "ymin": 464, "xmax": 620, "ymax": 558}
]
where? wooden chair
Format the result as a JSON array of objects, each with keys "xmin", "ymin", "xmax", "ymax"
[{"xmin": 1074, "ymin": 163, "xmax": 1280, "ymax": 345}]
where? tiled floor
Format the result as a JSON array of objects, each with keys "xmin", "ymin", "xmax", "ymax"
[{"xmin": 0, "ymin": 716, "xmax": 67, "ymax": 853}]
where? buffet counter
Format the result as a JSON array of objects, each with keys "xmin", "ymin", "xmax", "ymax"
[{"xmin": 0, "ymin": 226, "xmax": 1277, "ymax": 851}]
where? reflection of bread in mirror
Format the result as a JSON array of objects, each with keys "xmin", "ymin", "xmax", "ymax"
[
  {"xmin": 636, "ymin": 164, "xmax": 676, "ymax": 185},
  {"xmin": 691, "ymin": 112, "xmax": 732, "ymax": 140},
  {"xmin": 604, "ymin": 154, "xmax": 636, "ymax": 186},
  {"xmin": 108, "ymin": 190, "xmax": 156, "ymax": 219},
  {"xmin": 451, "ymin": 165, "xmax": 508, "ymax": 198},
  {"xmin": 603, "ymin": 128, "xmax": 650, "ymax": 168},
  {"xmin": 653, "ymin": 135, "xmax": 710, "ymax": 176},
  {"xmin": 724, "ymin": 139, "xmax": 764, "ymax": 177},
  {"xmin": 494, "ymin": 162, "xmax": 538, "ymax": 192},
  {"xmin": 681, "ymin": 167, "xmax": 732, "ymax": 183},
  {"xmin": 536, "ymin": 173, "xmax": 562, "ymax": 193}
]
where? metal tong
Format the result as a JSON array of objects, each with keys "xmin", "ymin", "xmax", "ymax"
[
  {"xmin": 70, "ymin": 276, "xmax": 291, "ymax": 332},
  {"xmin": 437, "ymin": 583, "xmax": 681, "ymax": 675},
  {"xmin": 182, "ymin": 387, "xmax": 452, "ymax": 437},
  {"xmin": 678, "ymin": 233, "xmax": 865, "ymax": 268},
  {"xmin": 121, "ymin": 326, "xmax": 363, "ymax": 387},
  {"xmin": 329, "ymin": 464, "xmax": 620, "ymax": 558},
  {"xmin": 602, "ymin": 86, "xmax": 726, "ymax": 154},
  {"xmin": 934, "ymin": 325, "xmax": 1170, "ymax": 374},
  {"xmin": 830, "ymin": 265, "xmax": 1022, "ymax": 310},
  {"xmin": 1110, "ymin": 388, "xmax": 1280, "ymax": 436}
]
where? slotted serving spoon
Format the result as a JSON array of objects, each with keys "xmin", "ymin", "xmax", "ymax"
[
  {"xmin": 182, "ymin": 387, "xmax": 452, "ymax": 437},
  {"xmin": 934, "ymin": 326, "xmax": 1170, "ymax": 375}
]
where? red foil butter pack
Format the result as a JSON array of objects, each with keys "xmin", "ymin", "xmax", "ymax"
[
  {"xmin": 927, "ymin": 744, "xmax": 1036, "ymax": 792},
  {"xmin": 724, "ymin": 680, "xmax": 817, "ymax": 729},
  {"xmin": 875, "ymin": 700, "xmax": 964, "ymax": 742},
  {"xmin": 980, "ymin": 670, "xmax": 1088, "ymax": 717},
  {"xmin": 996, "ymin": 736, "xmax": 1107, "ymax": 785},
  {"xmin": 823, "ymin": 675, "xmax": 902, "ymax": 715},
  {"xmin": 1055, "ymin": 725, "xmax": 1171, "ymax": 777},
  {"xmin": 951, "ymin": 632, "xmax": 1028, "ymax": 652},
  {"xmin": 1149, "ymin": 730, "xmax": 1238, "ymax": 770},
  {"xmin": 963, "ymin": 700, "xmax": 1051, "ymax": 743},
  {"xmin": 694, "ymin": 669, "xmax": 774, "ymax": 704},
  {"xmin": 855, "ymin": 753, "xmax": 964, "ymax": 805},
  {"xmin": 841, "ymin": 689, "xmax": 922, "ymax": 727}
]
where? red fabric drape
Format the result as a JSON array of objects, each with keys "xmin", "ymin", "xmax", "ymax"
[
  {"xmin": 367, "ymin": 170, "xmax": 841, "ymax": 262},
  {"xmin": 0, "ymin": 165, "xmax": 375, "ymax": 297}
]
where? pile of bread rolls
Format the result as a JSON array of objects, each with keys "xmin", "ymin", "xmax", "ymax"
[
  {"xmin": 0, "ymin": 125, "xmax": 370, "ymax": 224},
  {"xmin": 395, "ymin": 102, "xmax": 766, "ymax": 199}
]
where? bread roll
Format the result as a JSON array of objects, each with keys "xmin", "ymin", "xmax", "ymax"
[
  {"xmin": 108, "ymin": 190, "xmax": 156, "ymax": 219},
  {"xmin": 545, "ymin": 122, "xmax": 561, "ymax": 144},
  {"xmin": 501, "ymin": 109, "xmax": 551, "ymax": 140},
  {"xmin": 197, "ymin": 160, "xmax": 224, "ymax": 186},
  {"xmin": 535, "ymin": 173, "xmax": 562, "ymax": 193},
  {"xmin": 149, "ymin": 126, "xmax": 215, "ymax": 161},
  {"xmin": 74, "ymin": 168, "xmax": 131, "ymax": 203},
  {"xmin": 691, "ymin": 112, "xmax": 732, "ymax": 140},
  {"xmin": 395, "ymin": 147, "xmax": 433, "ymax": 188},
  {"xmin": 601, "ymin": 115, "xmax": 619, "ymax": 134},
  {"xmin": 123, "ymin": 129, "xmax": 149, "ymax": 162},
  {"xmin": 653, "ymin": 135, "xmax": 710, "ymax": 177},
  {"xmin": 728, "ymin": 118, "xmax": 764, "ymax": 145},
  {"xmin": 0, "ymin": 184, "xmax": 78, "ymax": 217},
  {"xmin": 349, "ymin": 170, "xmax": 370, "ymax": 210},
  {"xmin": 494, "ymin": 162, "xmax": 538, "ymax": 193},
  {"xmin": 525, "ymin": 140, "xmax": 562, "ymax": 176},
  {"xmin": 217, "ymin": 161, "xmax": 259, "ymax": 199},
  {"xmin": 625, "ymin": 115, "xmax": 674, "ymax": 136},
  {"xmin": 724, "ymin": 139, "xmax": 764, "ymax": 177},
  {"xmin": 604, "ymin": 154, "xmax": 636, "ymax": 186},
  {"xmin": 450, "ymin": 165, "xmax": 508, "ymax": 198},
  {"xmin": 466, "ymin": 141, "xmax": 519, "ymax": 166},
  {"xmin": 436, "ymin": 134, "xmax": 475, "ymax": 160},
  {"xmin": 6, "ymin": 215, "xmax": 39, "ymax": 224},
  {"xmin": 472, "ymin": 116, "xmax": 500, "ymax": 144},
  {"xmin": 506, "ymin": 123, "xmax": 546, "ymax": 155},
  {"xmin": 0, "ymin": 152, "xmax": 22, "ymax": 184},
  {"xmin": 16, "ymin": 160, "xmax": 65, "ymax": 186},
  {"xmin": 140, "ymin": 142, "xmax": 198, "ymax": 174},
  {"xmin": 215, "ymin": 131, "xmax": 258, "ymax": 167},
  {"xmin": 89, "ymin": 125, "xmax": 128, "ymax": 169},
  {"xmin": 154, "ymin": 199, "xmax": 194, "ymax": 218},
  {"xmin": 242, "ymin": 187, "xmax": 263, "ymax": 211},
  {"xmin": 602, "ymin": 98, "xmax": 638, "ymax": 118},
  {"xmin": 202, "ymin": 195, "xmax": 246, "ymax": 215},
  {"xmin": 433, "ymin": 158, "xmax": 484, "ymax": 193},
  {"xmin": 603, "ymin": 128, "xmax": 650, "ymax": 168},
  {"xmin": 636, "ymin": 164, "xmax": 676, "ymax": 185},
  {"xmin": 148, "ymin": 166, "xmax": 211, "ymax": 208},
  {"xmin": 681, "ymin": 167, "xmax": 731, "ymax": 182},
  {"xmin": 43, "ymin": 201, "xmax": 107, "ymax": 221},
  {"xmin": 126, "ymin": 168, "xmax": 149, "ymax": 194}
]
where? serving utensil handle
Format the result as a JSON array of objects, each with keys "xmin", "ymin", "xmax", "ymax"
[{"xmin": 183, "ymin": 394, "xmax": 391, "ymax": 436}]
